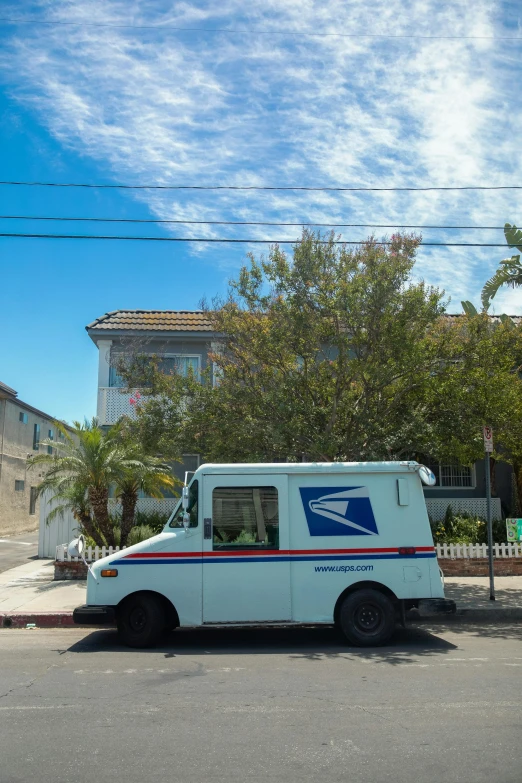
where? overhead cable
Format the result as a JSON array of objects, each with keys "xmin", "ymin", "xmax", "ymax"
[
  {"xmin": 1, "ymin": 181, "xmax": 521, "ymax": 192},
  {"xmin": 0, "ymin": 232, "xmax": 513, "ymax": 246},
  {"xmin": 0, "ymin": 215, "xmax": 511, "ymax": 230},
  {"xmin": 0, "ymin": 17, "xmax": 520, "ymax": 41}
]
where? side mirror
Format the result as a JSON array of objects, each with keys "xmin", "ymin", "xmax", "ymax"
[
  {"xmin": 182, "ymin": 512, "xmax": 190, "ymax": 530},
  {"xmin": 68, "ymin": 534, "xmax": 85, "ymax": 558},
  {"xmin": 182, "ymin": 486, "xmax": 189, "ymax": 511},
  {"xmin": 418, "ymin": 465, "xmax": 437, "ymax": 486}
]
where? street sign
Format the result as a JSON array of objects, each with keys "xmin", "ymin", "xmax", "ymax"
[
  {"xmin": 483, "ymin": 426, "xmax": 494, "ymax": 453},
  {"xmin": 483, "ymin": 425, "xmax": 495, "ymax": 600},
  {"xmin": 506, "ymin": 519, "xmax": 522, "ymax": 542}
]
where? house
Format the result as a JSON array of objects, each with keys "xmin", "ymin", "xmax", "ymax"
[
  {"xmin": 86, "ymin": 309, "xmax": 509, "ymax": 523},
  {"xmin": 0, "ymin": 380, "xmax": 65, "ymax": 536},
  {"xmin": 86, "ymin": 309, "xmax": 220, "ymax": 486}
]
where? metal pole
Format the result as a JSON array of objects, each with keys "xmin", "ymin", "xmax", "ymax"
[{"xmin": 485, "ymin": 451, "xmax": 495, "ymax": 601}]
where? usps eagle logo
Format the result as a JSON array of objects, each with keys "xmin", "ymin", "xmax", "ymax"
[{"xmin": 299, "ymin": 486, "xmax": 379, "ymax": 536}]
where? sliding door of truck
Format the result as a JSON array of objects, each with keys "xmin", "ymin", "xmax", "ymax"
[{"xmin": 202, "ymin": 474, "xmax": 291, "ymax": 623}]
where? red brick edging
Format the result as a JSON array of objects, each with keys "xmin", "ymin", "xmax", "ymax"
[{"xmin": 439, "ymin": 557, "xmax": 522, "ymax": 576}]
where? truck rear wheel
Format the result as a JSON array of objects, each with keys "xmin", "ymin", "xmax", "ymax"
[
  {"xmin": 339, "ymin": 589, "xmax": 395, "ymax": 647},
  {"xmin": 117, "ymin": 594, "xmax": 166, "ymax": 648}
]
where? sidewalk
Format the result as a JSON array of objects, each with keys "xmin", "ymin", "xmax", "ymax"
[
  {"xmin": 1, "ymin": 561, "xmax": 522, "ymax": 628},
  {"xmin": 0, "ymin": 559, "xmax": 85, "ymax": 627}
]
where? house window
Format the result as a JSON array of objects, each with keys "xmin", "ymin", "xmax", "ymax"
[
  {"xmin": 48, "ymin": 429, "xmax": 54, "ymax": 455},
  {"xmin": 108, "ymin": 355, "xmax": 201, "ymax": 387},
  {"xmin": 15, "ymin": 480, "xmax": 25, "ymax": 491},
  {"xmin": 19, "ymin": 412, "xmax": 28, "ymax": 424},
  {"xmin": 159, "ymin": 356, "xmax": 200, "ymax": 378},
  {"xmin": 212, "ymin": 486, "xmax": 279, "ymax": 549},
  {"xmin": 424, "ymin": 459, "xmax": 474, "ymax": 488},
  {"xmin": 33, "ymin": 424, "xmax": 40, "ymax": 451},
  {"xmin": 29, "ymin": 487, "xmax": 38, "ymax": 515}
]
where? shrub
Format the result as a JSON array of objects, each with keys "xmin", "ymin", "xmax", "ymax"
[
  {"xmin": 134, "ymin": 509, "xmax": 172, "ymax": 534},
  {"xmin": 430, "ymin": 506, "xmax": 507, "ymax": 544},
  {"xmin": 128, "ymin": 525, "xmax": 156, "ymax": 546}
]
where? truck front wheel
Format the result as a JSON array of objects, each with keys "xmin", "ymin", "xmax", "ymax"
[
  {"xmin": 339, "ymin": 589, "xmax": 396, "ymax": 647},
  {"xmin": 117, "ymin": 593, "xmax": 166, "ymax": 648}
]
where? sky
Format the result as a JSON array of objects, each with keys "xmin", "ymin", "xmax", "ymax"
[{"xmin": 0, "ymin": 0, "xmax": 521, "ymax": 423}]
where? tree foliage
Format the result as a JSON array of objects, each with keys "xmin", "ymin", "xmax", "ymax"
[
  {"xmin": 481, "ymin": 223, "xmax": 522, "ymax": 309},
  {"xmin": 28, "ymin": 419, "xmax": 175, "ymax": 546},
  {"xmin": 119, "ymin": 231, "xmax": 522, "ymax": 507}
]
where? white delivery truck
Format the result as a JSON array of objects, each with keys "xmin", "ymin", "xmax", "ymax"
[{"xmin": 73, "ymin": 461, "xmax": 454, "ymax": 647}]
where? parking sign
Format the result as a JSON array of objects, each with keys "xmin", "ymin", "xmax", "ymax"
[{"xmin": 483, "ymin": 426, "xmax": 493, "ymax": 453}]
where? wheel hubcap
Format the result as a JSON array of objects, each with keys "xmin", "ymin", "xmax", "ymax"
[
  {"xmin": 129, "ymin": 606, "xmax": 147, "ymax": 632},
  {"xmin": 354, "ymin": 602, "xmax": 384, "ymax": 634}
]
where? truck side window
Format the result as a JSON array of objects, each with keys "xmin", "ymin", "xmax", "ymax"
[
  {"xmin": 169, "ymin": 480, "xmax": 199, "ymax": 528},
  {"xmin": 212, "ymin": 486, "xmax": 279, "ymax": 549}
]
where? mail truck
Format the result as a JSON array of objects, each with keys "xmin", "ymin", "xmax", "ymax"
[{"xmin": 73, "ymin": 461, "xmax": 453, "ymax": 647}]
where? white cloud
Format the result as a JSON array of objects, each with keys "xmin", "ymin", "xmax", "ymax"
[{"xmin": 2, "ymin": 0, "xmax": 522, "ymax": 310}]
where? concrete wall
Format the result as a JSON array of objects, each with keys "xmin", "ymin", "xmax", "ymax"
[{"xmin": 0, "ymin": 398, "xmax": 57, "ymax": 536}]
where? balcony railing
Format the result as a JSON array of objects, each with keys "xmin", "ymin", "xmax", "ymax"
[{"xmin": 97, "ymin": 387, "xmax": 142, "ymax": 425}]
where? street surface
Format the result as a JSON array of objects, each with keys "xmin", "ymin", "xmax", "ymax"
[
  {"xmin": 0, "ymin": 624, "xmax": 521, "ymax": 782},
  {"xmin": 0, "ymin": 530, "xmax": 39, "ymax": 573}
]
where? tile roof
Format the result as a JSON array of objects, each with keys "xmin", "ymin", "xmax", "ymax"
[
  {"xmin": 445, "ymin": 313, "xmax": 522, "ymax": 325},
  {"xmin": 86, "ymin": 310, "xmax": 214, "ymax": 332}
]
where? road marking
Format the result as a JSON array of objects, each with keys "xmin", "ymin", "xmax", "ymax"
[{"xmin": 0, "ymin": 540, "xmax": 34, "ymax": 545}]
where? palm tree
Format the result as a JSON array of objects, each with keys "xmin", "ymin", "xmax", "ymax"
[
  {"xmin": 44, "ymin": 481, "xmax": 100, "ymax": 544},
  {"xmin": 28, "ymin": 418, "xmax": 142, "ymax": 546},
  {"xmin": 482, "ymin": 223, "xmax": 522, "ymax": 309},
  {"xmin": 116, "ymin": 458, "xmax": 177, "ymax": 548}
]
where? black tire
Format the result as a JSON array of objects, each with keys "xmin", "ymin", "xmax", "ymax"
[
  {"xmin": 339, "ymin": 589, "xmax": 396, "ymax": 647},
  {"xmin": 117, "ymin": 593, "xmax": 166, "ymax": 648}
]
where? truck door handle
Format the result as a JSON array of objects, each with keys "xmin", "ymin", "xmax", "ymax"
[{"xmin": 204, "ymin": 518, "xmax": 212, "ymax": 539}]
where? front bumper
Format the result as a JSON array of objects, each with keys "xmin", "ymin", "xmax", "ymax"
[{"xmin": 73, "ymin": 605, "xmax": 116, "ymax": 625}]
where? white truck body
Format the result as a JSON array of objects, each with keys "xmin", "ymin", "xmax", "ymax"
[{"xmin": 77, "ymin": 462, "xmax": 447, "ymax": 642}]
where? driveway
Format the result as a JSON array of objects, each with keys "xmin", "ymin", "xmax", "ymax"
[{"xmin": 0, "ymin": 530, "xmax": 39, "ymax": 573}]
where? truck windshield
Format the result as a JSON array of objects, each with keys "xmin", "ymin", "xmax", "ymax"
[{"xmin": 169, "ymin": 480, "xmax": 199, "ymax": 528}]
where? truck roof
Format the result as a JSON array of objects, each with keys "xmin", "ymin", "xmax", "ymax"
[{"xmin": 196, "ymin": 461, "xmax": 421, "ymax": 476}]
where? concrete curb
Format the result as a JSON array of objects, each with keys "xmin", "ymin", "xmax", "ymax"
[
  {"xmin": 1, "ymin": 608, "xmax": 522, "ymax": 630},
  {"xmin": 411, "ymin": 607, "xmax": 522, "ymax": 624},
  {"xmin": 1, "ymin": 612, "xmax": 77, "ymax": 629}
]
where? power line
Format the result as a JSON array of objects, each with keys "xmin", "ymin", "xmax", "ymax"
[
  {"xmin": 0, "ymin": 17, "xmax": 520, "ymax": 41},
  {"xmin": 0, "ymin": 232, "xmax": 512, "ymax": 246},
  {"xmin": 0, "ymin": 214, "xmax": 510, "ymax": 230},
  {"xmin": 1, "ymin": 180, "xmax": 521, "ymax": 192}
]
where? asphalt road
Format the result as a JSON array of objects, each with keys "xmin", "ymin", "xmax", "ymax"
[
  {"xmin": 0, "ymin": 530, "xmax": 39, "ymax": 573},
  {"xmin": 1, "ymin": 624, "xmax": 521, "ymax": 783}
]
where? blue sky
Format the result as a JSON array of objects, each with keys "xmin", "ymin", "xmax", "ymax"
[{"xmin": 0, "ymin": 1, "xmax": 521, "ymax": 423}]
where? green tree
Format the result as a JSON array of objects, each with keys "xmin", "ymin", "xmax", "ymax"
[
  {"xmin": 28, "ymin": 419, "xmax": 142, "ymax": 546},
  {"xmin": 423, "ymin": 311, "xmax": 522, "ymax": 501},
  {"xmin": 121, "ymin": 230, "xmax": 464, "ymax": 463},
  {"xmin": 482, "ymin": 223, "xmax": 522, "ymax": 309}
]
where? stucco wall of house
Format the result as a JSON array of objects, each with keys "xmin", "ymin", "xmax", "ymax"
[{"xmin": 0, "ymin": 398, "xmax": 57, "ymax": 536}]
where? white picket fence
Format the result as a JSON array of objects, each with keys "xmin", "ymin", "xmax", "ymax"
[
  {"xmin": 56, "ymin": 542, "xmax": 522, "ymax": 563},
  {"xmin": 56, "ymin": 544, "xmax": 126, "ymax": 563},
  {"xmin": 436, "ymin": 542, "xmax": 522, "ymax": 559}
]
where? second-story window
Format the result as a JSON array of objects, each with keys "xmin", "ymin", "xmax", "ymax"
[
  {"xmin": 19, "ymin": 412, "xmax": 28, "ymax": 424},
  {"xmin": 33, "ymin": 423, "xmax": 40, "ymax": 451},
  {"xmin": 48, "ymin": 429, "xmax": 54, "ymax": 455}
]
